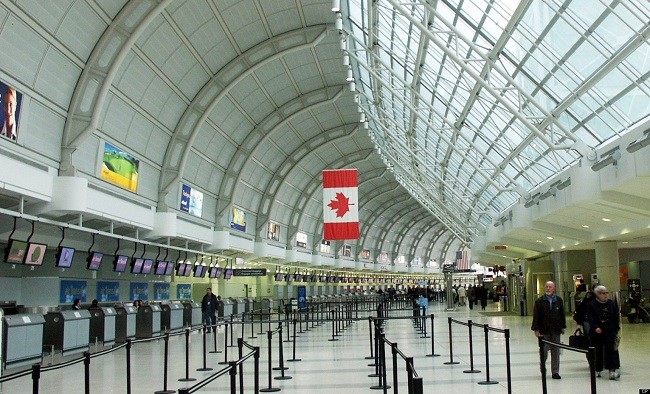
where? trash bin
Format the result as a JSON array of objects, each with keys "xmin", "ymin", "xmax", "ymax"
[
  {"xmin": 115, "ymin": 305, "xmax": 137, "ymax": 343},
  {"xmin": 88, "ymin": 307, "xmax": 117, "ymax": 346},
  {"xmin": 2, "ymin": 313, "xmax": 45, "ymax": 369},
  {"xmin": 136, "ymin": 305, "xmax": 162, "ymax": 338},
  {"xmin": 160, "ymin": 303, "xmax": 184, "ymax": 332},
  {"xmin": 182, "ymin": 301, "xmax": 202, "ymax": 328},
  {"xmin": 43, "ymin": 310, "xmax": 91, "ymax": 356}
]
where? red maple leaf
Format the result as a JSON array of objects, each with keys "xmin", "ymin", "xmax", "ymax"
[{"xmin": 328, "ymin": 192, "xmax": 351, "ymax": 217}]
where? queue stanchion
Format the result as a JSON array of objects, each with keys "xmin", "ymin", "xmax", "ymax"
[
  {"xmin": 197, "ymin": 326, "xmax": 213, "ymax": 371},
  {"xmin": 426, "ymin": 314, "xmax": 439, "ymax": 357},
  {"xmin": 538, "ymin": 336, "xmax": 547, "ymax": 394},
  {"xmin": 254, "ymin": 346, "xmax": 261, "ymax": 394},
  {"xmin": 328, "ymin": 309, "xmax": 339, "ymax": 341},
  {"xmin": 248, "ymin": 312, "xmax": 257, "ymax": 339},
  {"xmin": 126, "ymin": 339, "xmax": 132, "ymax": 394},
  {"xmin": 443, "ymin": 317, "xmax": 459, "ymax": 365},
  {"xmin": 390, "ymin": 342, "xmax": 399, "ymax": 391},
  {"xmin": 477, "ymin": 324, "xmax": 498, "ymax": 385},
  {"xmin": 368, "ymin": 324, "xmax": 379, "ymax": 375},
  {"xmin": 288, "ymin": 318, "xmax": 301, "ymax": 362},
  {"xmin": 178, "ymin": 328, "xmax": 197, "ymax": 382},
  {"xmin": 366, "ymin": 316, "xmax": 374, "ymax": 360},
  {"xmin": 259, "ymin": 331, "xmax": 280, "ymax": 393},
  {"xmin": 229, "ymin": 360, "xmax": 237, "ymax": 394},
  {"xmin": 369, "ymin": 330, "xmax": 390, "ymax": 391},
  {"xmin": 229, "ymin": 315, "xmax": 235, "ymax": 347},
  {"xmin": 154, "ymin": 333, "xmax": 175, "ymax": 394},
  {"xmin": 31, "ymin": 363, "xmax": 41, "ymax": 394},
  {"xmin": 463, "ymin": 320, "xmax": 480, "ymax": 373},
  {"xmin": 219, "ymin": 322, "xmax": 230, "ymax": 365},
  {"xmin": 258, "ymin": 310, "xmax": 265, "ymax": 335},
  {"xmin": 210, "ymin": 322, "xmax": 222, "ymax": 354},
  {"xmin": 420, "ymin": 309, "xmax": 429, "ymax": 339},
  {"xmin": 505, "ymin": 329, "xmax": 512, "ymax": 394},
  {"xmin": 238, "ymin": 338, "xmax": 245, "ymax": 393},
  {"xmin": 284, "ymin": 312, "xmax": 291, "ymax": 343},
  {"xmin": 84, "ymin": 351, "xmax": 90, "ymax": 394},
  {"xmin": 274, "ymin": 323, "xmax": 292, "ymax": 380}
]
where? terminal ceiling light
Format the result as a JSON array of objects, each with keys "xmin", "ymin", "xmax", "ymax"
[
  {"xmin": 591, "ymin": 150, "xmax": 621, "ymax": 171},
  {"xmin": 346, "ymin": 68, "xmax": 354, "ymax": 82},
  {"xmin": 349, "ymin": 81, "xmax": 356, "ymax": 91},
  {"xmin": 342, "ymin": 53, "xmax": 349, "ymax": 66},
  {"xmin": 626, "ymin": 132, "xmax": 650, "ymax": 153},
  {"xmin": 602, "ymin": 218, "xmax": 611, "ymax": 222},
  {"xmin": 546, "ymin": 236, "xmax": 553, "ymax": 240},
  {"xmin": 582, "ymin": 225, "xmax": 589, "ymax": 228},
  {"xmin": 335, "ymin": 13, "xmax": 343, "ymax": 30},
  {"xmin": 332, "ymin": 0, "xmax": 340, "ymax": 12}
]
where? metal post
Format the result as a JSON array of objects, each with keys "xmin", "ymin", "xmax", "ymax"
[
  {"xmin": 328, "ymin": 310, "xmax": 339, "ymax": 341},
  {"xmin": 478, "ymin": 325, "xmax": 498, "ymax": 385},
  {"xmin": 259, "ymin": 331, "xmax": 279, "ymax": 392},
  {"xmin": 154, "ymin": 333, "xmax": 175, "ymax": 394},
  {"xmin": 274, "ymin": 324, "xmax": 291, "ymax": 379},
  {"xmin": 288, "ymin": 318, "xmax": 301, "ymax": 362},
  {"xmin": 426, "ymin": 314, "xmax": 439, "ymax": 357},
  {"xmin": 366, "ymin": 317, "xmax": 375, "ymax": 359},
  {"xmin": 197, "ymin": 326, "xmax": 213, "ymax": 371},
  {"xmin": 444, "ymin": 317, "xmax": 459, "ymax": 365},
  {"xmin": 84, "ymin": 351, "xmax": 90, "ymax": 394},
  {"xmin": 463, "ymin": 320, "xmax": 480, "ymax": 373},
  {"xmin": 229, "ymin": 361, "xmax": 237, "ymax": 394},
  {"xmin": 219, "ymin": 323, "xmax": 230, "ymax": 365},
  {"xmin": 538, "ymin": 335, "xmax": 547, "ymax": 394},
  {"xmin": 505, "ymin": 329, "xmax": 512, "ymax": 394},
  {"xmin": 178, "ymin": 329, "xmax": 196, "ymax": 382},
  {"xmin": 31, "ymin": 363, "xmax": 41, "ymax": 394},
  {"xmin": 126, "ymin": 340, "xmax": 132, "ymax": 394}
]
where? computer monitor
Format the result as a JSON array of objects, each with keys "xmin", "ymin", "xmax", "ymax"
[
  {"xmin": 131, "ymin": 258, "xmax": 144, "ymax": 274},
  {"xmin": 24, "ymin": 242, "xmax": 47, "ymax": 266},
  {"xmin": 183, "ymin": 263, "xmax": 193, "ymax": 277},
  {"xmin": 4, "ymin": 239, "xmax": 27, "ymax": 264},
  {"xmin": 87, "ymin": 251, "xmax": 103, "ymax": 270},
  {"xmin": 155, "ymin": 261, "xmax": 167, "ymax": 275},
  {"xmin": 114, "ymin": 255, "xmax": 128, "ymax": 272},
  {"xmin": 164, "ymin": 261, "xmax": 175, "ymax": 276},
  {"xmin": 193, "ymin": 265, "xmax": 206, "ymax": 278},
  {"xmin": 141, "ymin": 259, "xmax": 154, "ymax": 274},
  {"xmin": 56, "ymin": 247, "xmax": 75, "ymax": 268},
  {"xmin": 176, "ymin": 262, "xmax": 186, "ymax": 276},
  {"xmin": 224, "ymin": 268, "xmax": 233, "ymax": 280}
]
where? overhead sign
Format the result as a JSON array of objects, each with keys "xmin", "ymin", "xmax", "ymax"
[
  {"xmin": 232, "ymin": 268, "xmax": 267, "ymax": 276},
  {"xmin": 297, "ymin": 286, "xmax": 307, "ymax": 311}
]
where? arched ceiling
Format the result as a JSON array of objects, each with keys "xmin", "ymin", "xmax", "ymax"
[{"xmin": 0, "ymin": 0, "xmax": 648, "ymax": 269}]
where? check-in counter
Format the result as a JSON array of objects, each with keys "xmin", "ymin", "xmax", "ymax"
[
  {"xmin": 160, "ymin": 303, "xmax": 184, "ymax": 332},
  {"xmin": 182, "ymin": 301, "xmax": 202, "ymax": 328},
  {"xmin": 115, "ymin": 305, "xmax": 137, "ymax": 343},
  {"xmin": 230, "ymin": 298, "xmax": 246, "ymax": 317},
  {"xmin": 88, "ymin": 307, "xmax": 117, "ymax": 346},
  {"xmin": 43, "ymin": 310, "xmax": 91, "ymax": 356},
  {"xmin": 244, "ymin": 298, "xmax": 254, "ymax": 314},
  {"xmin": 135, "ymin": 305, "xmax": 162, "ymax": 338},
  {"xmin": 3, "ymin": 313, "xmax": 45, "ymax": 370},
  {"xmin": 221, "ymin": 299, "xmax": 234, "ymax": 318}
]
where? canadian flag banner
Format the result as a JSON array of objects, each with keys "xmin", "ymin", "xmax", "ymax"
[{"xmin": 323, "ymin": 169, "xmax": 359, "ymax": 240}]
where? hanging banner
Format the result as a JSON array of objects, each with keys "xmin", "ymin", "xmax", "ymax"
[{"xmin": 323, "ymin": 169, "xmax": 359, "ymax": 240}]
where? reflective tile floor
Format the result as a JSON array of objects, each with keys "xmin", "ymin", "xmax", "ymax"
[{"xmin": 2, "ymin": 300, "xmax": 649, "ymax": 393}]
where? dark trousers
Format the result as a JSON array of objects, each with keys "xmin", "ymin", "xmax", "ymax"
[
  {"xmin": 590, "ymin": 332, "xmax": 619, "ymax": 371},
  {"xmin": 203, "ymin": 311, "xmax": 216, "ymax": 332}
]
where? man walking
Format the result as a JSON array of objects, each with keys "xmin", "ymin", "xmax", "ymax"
[
  {"xmin": 202, "ymin": 287, "xmax": 218, "ymax": 333},
  {"xmin": 531, "ymin": 281, "xmax": 566, "ymax": 379}
]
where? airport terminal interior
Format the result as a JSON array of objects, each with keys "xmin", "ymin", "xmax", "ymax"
[{"xmin": 0, "ymin": 0, "xmax": 649, "ymax": 392}]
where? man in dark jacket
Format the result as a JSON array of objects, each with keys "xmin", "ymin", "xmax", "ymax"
[
  {"xmin": 201, "ymin": 287, "xmax": 218, "ymax": 332},
  {"xmin": 531, "ymin": 281, "xmax": 566, "ymax": 379}
]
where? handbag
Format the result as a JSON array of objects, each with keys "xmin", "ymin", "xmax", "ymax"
[{"xmin": 569, "ymin": 328, "xmax": 589, "ymax": 349}]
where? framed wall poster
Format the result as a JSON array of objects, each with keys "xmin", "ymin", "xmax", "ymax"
[{"xmin": 100, "ymin": 141, "xmax": 139, "ymax": 192}]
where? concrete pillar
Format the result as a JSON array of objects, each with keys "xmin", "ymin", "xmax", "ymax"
[{"xmin": 594, "ymin": 241, "xmax": 620, "ymax": 293}]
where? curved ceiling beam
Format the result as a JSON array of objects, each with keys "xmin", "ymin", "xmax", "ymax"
[
  {"xmin": 215, "ymin": 85, "xmax": 344, "ymax": 221},
  {"xmin": 60, "ymin": 0, "xmax": 173, "ymax": 175},
  {"xmin": 365, "ymin": 194, "xmax": 413, "ymax": 254},
  {"xmin": 385, "ymin": 203, "xmax": 429, "ymax": 259},
  {"xmin": 158, "ymin": 26, "xmax": 329, "ymax": 206},
  {"xmin": 373, "ymin": 200, "xmax": 427, "ymax": 258},
  {"xmin": 407, "ymin": 215, "xmax": 444, "ymax": 259},
  {"xmin": 422, "ymin": 224, "xmax": 449, "ymax": 262}
]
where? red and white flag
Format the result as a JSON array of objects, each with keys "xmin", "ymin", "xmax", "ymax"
[{"xmin": 323, "ymin": 169, "xmax": 359, "ymax": 240}]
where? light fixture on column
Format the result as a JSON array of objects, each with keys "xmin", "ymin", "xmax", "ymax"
[
  {"xmin": 360, "ymin": 112, "xmax": 366, "ymax": 123},
  {"xmin": 349, "ymin": 81, "xmax": 356, "ymax": 91},
  {"xmin": 591, "ymin": 150, "xmax": 621, "ymax": 171},
  {"xmin": 342, "ymin": 53, "xmax": 349, "ymax": 66},
  {"xmin": 335, "ymin": 13, "xmax": 343, "ymax": 30},
  {"xmin": 346, "ymin": 68, "xmax": 354, "ymax": 82},
  {"xmin": 627, "ymin": 132, "xmax": 650, "ymax": 153},
  {"xmin": 339, "ymin": 34, "xmax": 347, "ymax": 51},
  {"xmin": 332, "ymin": 0, "xmax": 341, "ymax": 12},
  {"xmin": 363, "ymin": 121, "xmax": 369, "ymax": 129},
  {"xmin": 353, "ymin": 94, "xmax": 359, "ymax": 103}
]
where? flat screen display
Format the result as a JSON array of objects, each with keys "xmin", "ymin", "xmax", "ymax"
[
  {"xmin": 131, "ymin": 258, "xmax": 144, "ymax": 274},
  {"xmin": 155, "ymin": 261, "xmax": 167, "ymax": 275},
  {"xmin": 183, "ymin": 263, "xmax": 193, "ymax": 277},
  {"xmin": 224, "ymin": 268, "xmax": 233, "ymax": 280},
  {"xmin": 193, "ymin": 265, "xmax": 206, "ymax": 278},
  {"xmin": 209, "ymin": 267, "xmax": 223, "ymax": 278},
  {"xmin": 176, "ymin": 262, "xmax": 186, "ymax": 276},
  {"xmin": 274, "ymin": 272, "xmax": 284, "ymax": 282},
  {"xmin": 5, "ymin": 239, "xmax": 27, "ymax": 264},
  {"xmin": 141, "ymin": 259, "xmax": 153, "ymax": 274},
  {"xmin": 295, "ymin": 274, "xmax": 303, "ymax": 282},
  {"xmin": 164, "ymin": 261, "xmax": 174, "ymax": 275},
  {"xmin": 114, "ymin": 255, "xmax": 128, "ymax": 272},
  {"xmin": 286, "ymin": 274, "xmax": 295, "ymax": 282},
  {"xmin": 56, "ymin": 247, "xmax": 75, "ymax": 268},
  {"xmin": 87, "ymin": 251, "xmax": 103, "ymax": 270},
  {"xmin": 24, "ymin": 243, "xmax": 47, "ymax": 266}
]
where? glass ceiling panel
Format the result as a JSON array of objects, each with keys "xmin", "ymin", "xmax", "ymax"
[{"xmin": 345, "ymin": 0, "xmax": 649, "ymax": 242}]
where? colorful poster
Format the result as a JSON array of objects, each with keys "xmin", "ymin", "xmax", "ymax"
[
  {"xmin": 180, "ymin": 183, "xmax": 204, "ymax": 217},
  {"xmin": 177, "ymin": 283, "xmax": 192, "ymax": 300},
  {"xmin": 60, "ymin": 280, "xmax": 87, "ymax": 304},
  {"xmin": 0, "ymin": 81, "xmax": 22, "ymax": 142},
  {"xmin": 97, "ymin": 281, "xmax": 120, "ymax": 302},
  {"xmin": 154, "ymin": 283, "xmax": 170, "ymax": 301},
  {"xmin": 230, "ymin": 207, "xmax": 246, "ymax": 232},
  {"xmin": 130, "ymin": 282, "xmax": 149, "ymax": 301},
  {"xmin": 100, "ymin": 141, "xmax": 139, "ymax": 192}
]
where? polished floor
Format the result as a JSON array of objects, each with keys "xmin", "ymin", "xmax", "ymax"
[{"xmin": 2, "ymin": 300, "xmax": 649, "ymax": 393}]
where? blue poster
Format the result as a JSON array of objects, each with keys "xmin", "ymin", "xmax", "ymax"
[
  {"xmin": 177, "ymin": 283, "xmax": 192, "ymax": 300},
  {"xmin": 297, "ymin": 285, "xmax": 307, "ymax": 311},
  {"xmin": 97, "ymin": 281, "xmax": 120, "ymax": 302},
  {"xmin": 180, "ymin": 184, "xmax": 191, "ymax": 213},
  {"xmin": 60, "ymin": 280, "xmax": 87, "ymax": 304},
  {"xmin": 130, "ymin": 282, "xmax": 149, "ymax": 301},
  {"xmin": 154, "ymin": 283, "xmax": 170, "ymax": 301}
]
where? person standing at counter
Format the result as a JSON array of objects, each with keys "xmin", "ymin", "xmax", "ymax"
[
  {"xmin": 202, "ymin": 287, "xmax": 218, "ymax": 333},
  {"xmin": 72, "ymin": 299, "xmax": 82, "ymax": 310}
]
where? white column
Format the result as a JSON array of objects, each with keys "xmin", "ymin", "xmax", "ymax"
[{"xmin": 594, "ymin": 241, "xmax": 620, "ymax": 293}]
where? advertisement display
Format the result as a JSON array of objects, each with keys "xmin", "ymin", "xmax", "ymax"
[
  {"xmin": 180, "ymin": 183, "xmax": 204, "ymax": 217},
  {"xmin": 267, "ymin": 222, "xmax": 280, "ymax": 241},
  {"xmin": 60, "ymin": 280, "xmax": 87, "ymax": 304},
  {"xmin": 130, "ymin": 282, "xmax": 149, "ymax": 301},
  {"xmin": 296, "ymin": 232, "xmax": 307, "ymax": 248},
  {"xmin": 297, "ymin": 286, "xmax": 307, "ymax": 311},
  {"xmin": 177, "ymin": 283, "xmax": 192, "ymax": 300},
  {"xmin": 361, "ymin": 249, "xmax": 370, "ymax": 260},
  {"xmin": 230, "ymin": 207, "xmax": 247, "ymax": 232},
  {"xmin": 100, "ymin": 141, "xmax": 139, "ymax": 192},
  {"xmin": 97, "ymin": 281, "xmax": 120, "ymax": 302},
  {"xmin": 0, "ymin": 81, "xmax": 22, "ymax": 142}
]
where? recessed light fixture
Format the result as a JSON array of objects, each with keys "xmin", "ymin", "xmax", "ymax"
[
  {"xmin": 582, "ymin": 225, "xmax": 589, "ymax": 228},
  {"xmin": 536, "ymin": 240, "xmax": 543, "ymax": 243},
  {"xmin": 602, "ymin": 218, "xmax": 611, "ymax": 222},
  {"xmin": 546, "ymin": 236, "xmax": 554, "ymax": 240}
]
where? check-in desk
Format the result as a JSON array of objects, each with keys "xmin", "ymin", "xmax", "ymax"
[
  {"xmin": 160, "ymin": 303, "xmax": 184, "ymax": 332},
  {"xmin": 221, "ymin": 299, "xmax": 234, "ymax": 318},
  {"xmin": 115, "ymin": 306, "xmax": 137, "ymax": 343},
  {"xmin": 88, "ymin": 307, "xmax": 117, "ymax": 346},
  {"xmin": 136, "ymin": 305, "xmax": 162, "ymax": 338},
  {"xmin": 43, "ymin": 310, "xmax": 91, "ymax": 356},
  {"xmin": 2, "ymin": 313, "xmax": 45, "ymax": 370},
  {"xmin": 182, "ymin": 301, "xmax": 202, "ymax": 328}
]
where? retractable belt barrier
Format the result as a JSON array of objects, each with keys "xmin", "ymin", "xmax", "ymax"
[{"xmin": 538, "ymin": 337, "xmax": 596, "ymax": 394}]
